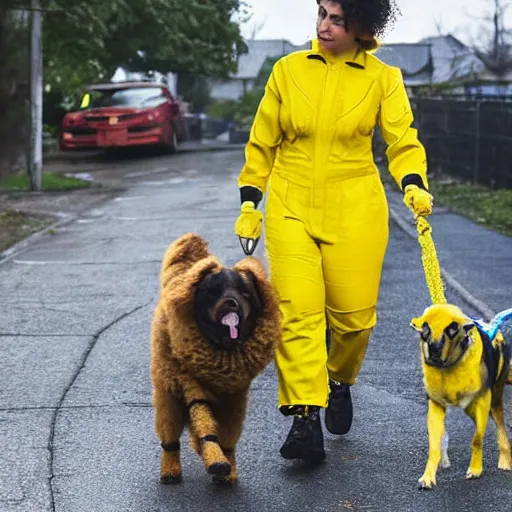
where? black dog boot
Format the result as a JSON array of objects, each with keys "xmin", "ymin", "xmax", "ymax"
[
  {"xmin": 279, "ymin": 406, "xmax": 326, "ymax": 463},
  {"xmin": 325, "ymin": 380, "xmax": 353, "ymax": 435}
]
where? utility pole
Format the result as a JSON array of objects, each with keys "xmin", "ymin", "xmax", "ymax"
[{"xmin": 29, "ymin": 0, "xmax": 43, "ymax": 192}]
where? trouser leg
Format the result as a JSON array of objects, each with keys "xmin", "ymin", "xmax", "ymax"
[
  {"xmin": 265, "ymin": 195, "xmax": 329, "ymax": 411},
  {"xmin": 321, "ymin": 174, "xmax": 390, "ymax": 385},
  {"xmin": 326, "ymin": 315, "xmax": 374, "ymax": 385}
]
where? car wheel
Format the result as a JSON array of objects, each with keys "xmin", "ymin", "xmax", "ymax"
[
  {"xmin": 162, "ymin": 122, "xmax": 178, "ymax": 154},
  {"xmin": 169, "ymin": 130, "xmax": 178, "ymax": 153}
]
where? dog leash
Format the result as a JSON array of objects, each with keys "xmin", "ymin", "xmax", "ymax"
[
  {"xmin": 415, "ymin": 216, "xmax": 447, "ymax": 305},
  {"xmin": 415, "ymin": 216, "xmax": 512, "ymax": 384}
]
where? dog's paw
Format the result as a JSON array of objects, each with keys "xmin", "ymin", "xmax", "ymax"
[
  {"xmin": 441, "ymin": 455, "xmax": 451, "ymax": 470},
  {"xmin": 498, "ymin": 455, "xmax": 512, "ymax": 471},
  {"xmin": 418, "ymin": 474, "xmax": 436, "ymax": 490},
  {"xmin": 212, "ymin": 473, "xmax": 238, "ymax": 486},
  {"xmin": 465, "ymin": 467, "xmax": 483, "ymax": 480},
  {"xmin": 207, "ymin": 462, "xmax": 231, "ymax": 477},
  {"xmin": 160, "ymin": 473, "xmax": 182, "ymax": 484}
]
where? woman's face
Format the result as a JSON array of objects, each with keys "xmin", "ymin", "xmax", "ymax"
[{"xmin": 316, "ymin": 0, "xmax": 357, "ymax": 55}]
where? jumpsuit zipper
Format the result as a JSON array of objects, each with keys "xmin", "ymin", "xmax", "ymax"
[{"xmin": 312, "ymin": 64, "xmax": 330, "ymax": 212}]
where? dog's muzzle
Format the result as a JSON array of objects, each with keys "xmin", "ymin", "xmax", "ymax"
[
  {"xmin": 423, "ymin": 339, "xmax": 446, "ymax": 367},
  {"xmin": 423, "ymin": 336, "xmax": 470, "ymax": 368}
]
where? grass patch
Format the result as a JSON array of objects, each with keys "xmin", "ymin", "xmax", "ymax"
[
  {"xmin": 0, "ymin": 171, "xmax": 93, "ymax": 192},
  {"xmin": 0, "ymin": 210, "xmax": 53, "ymax": 253},
  {"xmin": 430, "ymin": 181, "xmax": 512, "ymax": 237}
]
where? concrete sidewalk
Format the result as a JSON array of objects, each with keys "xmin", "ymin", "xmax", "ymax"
[{"xmin": 385, "ymin": 185, "xmax": 512, "ymax": 321}]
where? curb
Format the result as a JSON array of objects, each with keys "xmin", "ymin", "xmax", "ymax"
[
  {"xmin": 0, "ymin": 189, "xmax": 121, "ymax": 267},
  {"xmin": 178, "ymin": 144, "xmax": 246, "ymax": 153},
  {"xmin": 388, "ymin": 206, "xmax": 496, "ymax": 321},
  {"xmin": 43, "ymin": 144, "xmax": 246, "ymax": 162}
]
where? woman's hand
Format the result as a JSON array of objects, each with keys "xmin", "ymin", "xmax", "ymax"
[
  {"xmin": 403, "ymin": 184, "xmax": 434, "ymax": 218},
  {"xmin": 234, "ymin": 201, "xmax": 263, "ymax": 254}
]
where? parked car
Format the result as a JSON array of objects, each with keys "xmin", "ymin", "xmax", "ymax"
[{"xmin": 60, "ymin": 81, "xmax": 188, "ymax": 152}]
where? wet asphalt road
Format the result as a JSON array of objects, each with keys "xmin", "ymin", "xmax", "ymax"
[{"xmin": 0, "ymin": 149, "xmax": 511, "ymax": 512}]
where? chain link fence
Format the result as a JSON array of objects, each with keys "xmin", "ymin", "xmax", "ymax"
[{"xmin": 411, "ymin": 96, "xmax": 512, "ymax": 189}]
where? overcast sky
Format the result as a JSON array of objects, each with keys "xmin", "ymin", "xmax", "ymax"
[{"xmin": 240, "ymin": 0, "xmax": 509, "ymax": 46}]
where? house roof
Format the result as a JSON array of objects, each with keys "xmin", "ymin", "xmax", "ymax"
[
  {"xmin": 419, "ymin": 34, "xmax": 486, "ymax": 83},
  {"xmin": 217, "ymin": 33, "xmax": 505, "ymax": 97},
  {"xmin": 375, "ymin": 35, "xmax": 492, "ymax": 86},
  {"xmin": 234, "ymin": 39, "xmax": 309, "ymax": 79},
  {"xmin": 374, "ymin": 43, "xmax": 432, "ymax": 76}
]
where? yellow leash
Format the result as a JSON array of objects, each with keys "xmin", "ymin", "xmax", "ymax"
[
  {"xmin": 416, "ymin": 216, "xmax": 512, "ymax": 385},
  {"xmin": 415, "ymin": 217, "xmax": 447, "ymax": 305}
]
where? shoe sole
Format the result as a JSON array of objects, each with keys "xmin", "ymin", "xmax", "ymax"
[{"xmin": 280, "ymin": 441, "xmax": 326, "ymax": 463}]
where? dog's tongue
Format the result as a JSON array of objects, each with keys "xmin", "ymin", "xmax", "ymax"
[{"xmin": 221, "ymin": 312, "xmax": 239, "ymax": 340}]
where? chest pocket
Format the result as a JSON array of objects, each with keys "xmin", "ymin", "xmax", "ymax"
[
  {"xmin": 333, "ymin": 72, "xmax": 380, "ymax": 139},
  {"xmin": 281, "ymin": 65, "xmax": 318, "ymax": 141},
  {"xmin": 278, "ymin": 103, "xmax": 297, "ymax": 143}
]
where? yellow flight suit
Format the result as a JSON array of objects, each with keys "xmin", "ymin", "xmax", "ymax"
[{"xmin": 237, "ymin": 39, "xmax": 428, "ymax": 410}]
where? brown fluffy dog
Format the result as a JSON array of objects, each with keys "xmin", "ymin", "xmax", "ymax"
[{"xmin": 150, "ymin": 233, "xmax": 281, "ymax": 485}]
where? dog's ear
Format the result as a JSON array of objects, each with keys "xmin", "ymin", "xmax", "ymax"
[
  {"xmin": 234, "ymin": 256, "xmax": 279, "ymax": 313},
  {"xmin": 410, "ymin": 317, "xmax": 432, "ymax": 342},
  {"xmin": 164, "ymin": 256, "xmax": 221, "ymax": 309},
  {"xmin": 462, "ymin": 321, "xmax": 475, "ymax": 334},
  {"xmin": 186, "ymin": 256, "xmax": 221, "ymax": 287},
  {"xmin": 160, "ymin": 233, "xmax": 210, "ymax": 288},
  {"xmin": 410, "ymin": 316, "xmax": 424, "ymax": 332}
]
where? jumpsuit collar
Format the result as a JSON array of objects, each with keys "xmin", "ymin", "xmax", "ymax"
[{"xmin": 309, "ymin": 38, "xmax": 366, "ymax": 69}]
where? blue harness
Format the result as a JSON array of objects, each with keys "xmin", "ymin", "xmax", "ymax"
[{"xmin": 472, "ymin": 308, "xmax": 512, "ymax": 388}]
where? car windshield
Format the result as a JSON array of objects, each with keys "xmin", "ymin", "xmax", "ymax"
[{"xmin": 86, "ymin": 87, "xmax": 167, "ymax": 109}]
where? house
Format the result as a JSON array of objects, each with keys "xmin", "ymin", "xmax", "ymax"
[
  {"xmin": 373, "ymin": 43, "xmax": 433, "ymax": 90},
  {"xmin": 209, "ymin": 39, "xmax": 309, "ymax": 101},
  {"xmin": 420, "ymin": 35, "xmax": 485, "ymax": 85},
  {"xmin": 209, "ymin": 34, "xmax": 512, "ymax": 103},
  {"xmin": 374, "ymin": 34, "xmax": 512, "ymax": 96},
  {"xmin": 373, "ymin": 35, "xmax": 490, "ymax": 95}
]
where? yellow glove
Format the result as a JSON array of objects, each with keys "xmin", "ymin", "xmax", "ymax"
[
  {"xmin": 403, "ymin": 184, "xmax": 434, "ymax": 218},
  {"xmin": 234, "ymin": 201, "xmax": 263, "ymax": 254}
]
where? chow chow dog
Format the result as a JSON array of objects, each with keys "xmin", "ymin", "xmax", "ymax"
[
  {"xmin": 150, "ymin": 233, "xmax": 281, "ymax": 485},
  {"xmin": 410, "ymin": 303, "xmax": 511, "ymax": 489}
]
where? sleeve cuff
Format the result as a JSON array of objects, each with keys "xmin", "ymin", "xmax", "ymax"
[
  {"xmin": 401, "ymin": 174, "xmax": 428, "ymax": 192},
  {"xmin": 240, "ymin": 186, "xmax": 263, "ymax": 208}
]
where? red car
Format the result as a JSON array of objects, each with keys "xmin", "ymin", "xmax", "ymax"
[{"xmin": 60, "ymin": 81, "xmax": 188, "ymax": 152}]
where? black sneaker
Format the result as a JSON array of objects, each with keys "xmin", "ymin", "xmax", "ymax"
[
  {"xmin": 325, "ymin": 380, "xmax": 353, "ymax": 435},
  {"xmin": 279, "ymin": 406, "xmax": 326, "ymax": 463}
]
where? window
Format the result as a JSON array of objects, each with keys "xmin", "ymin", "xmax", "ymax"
[{"xmin": 82, "ymin": 87, "xmax": 168, "ymax": 109}]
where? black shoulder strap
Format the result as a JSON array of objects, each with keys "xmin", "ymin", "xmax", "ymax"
[{"xmin": 476, "ymin": 326, "xmax": 499, "ymax": 388}]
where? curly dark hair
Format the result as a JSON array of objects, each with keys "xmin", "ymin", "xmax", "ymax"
[{"xmin": 316, "ymin": 0, "xmax": 401, "ymax": 50}]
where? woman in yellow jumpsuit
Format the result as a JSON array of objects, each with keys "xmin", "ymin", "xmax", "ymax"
[{"xmin": 235, "ymin": 0, "xmax": 434, "ymax": 463}]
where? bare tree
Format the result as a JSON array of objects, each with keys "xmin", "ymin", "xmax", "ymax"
[
  {"xmin": 432, "ymin": 14, "xmax": 445, "ymax": 36},
  {"xmin": 248, "ymin": 18, "xmax": 267, "ymax": 40},
  {"xmin": 467, "ymin": 0, "xmax": 512, "ymax": 76}
]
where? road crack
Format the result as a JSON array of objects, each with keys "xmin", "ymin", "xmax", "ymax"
[
  {"xmin": 46, "ymin": 301, "xmax": 151, "ymax": 512},
  {"xmin": 0, "ymin": 333, "xmax": 93, "ymax": 337},
  {"xmin": 0, "ymin": 403, "xmax": 153, "ymax": 412}
]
